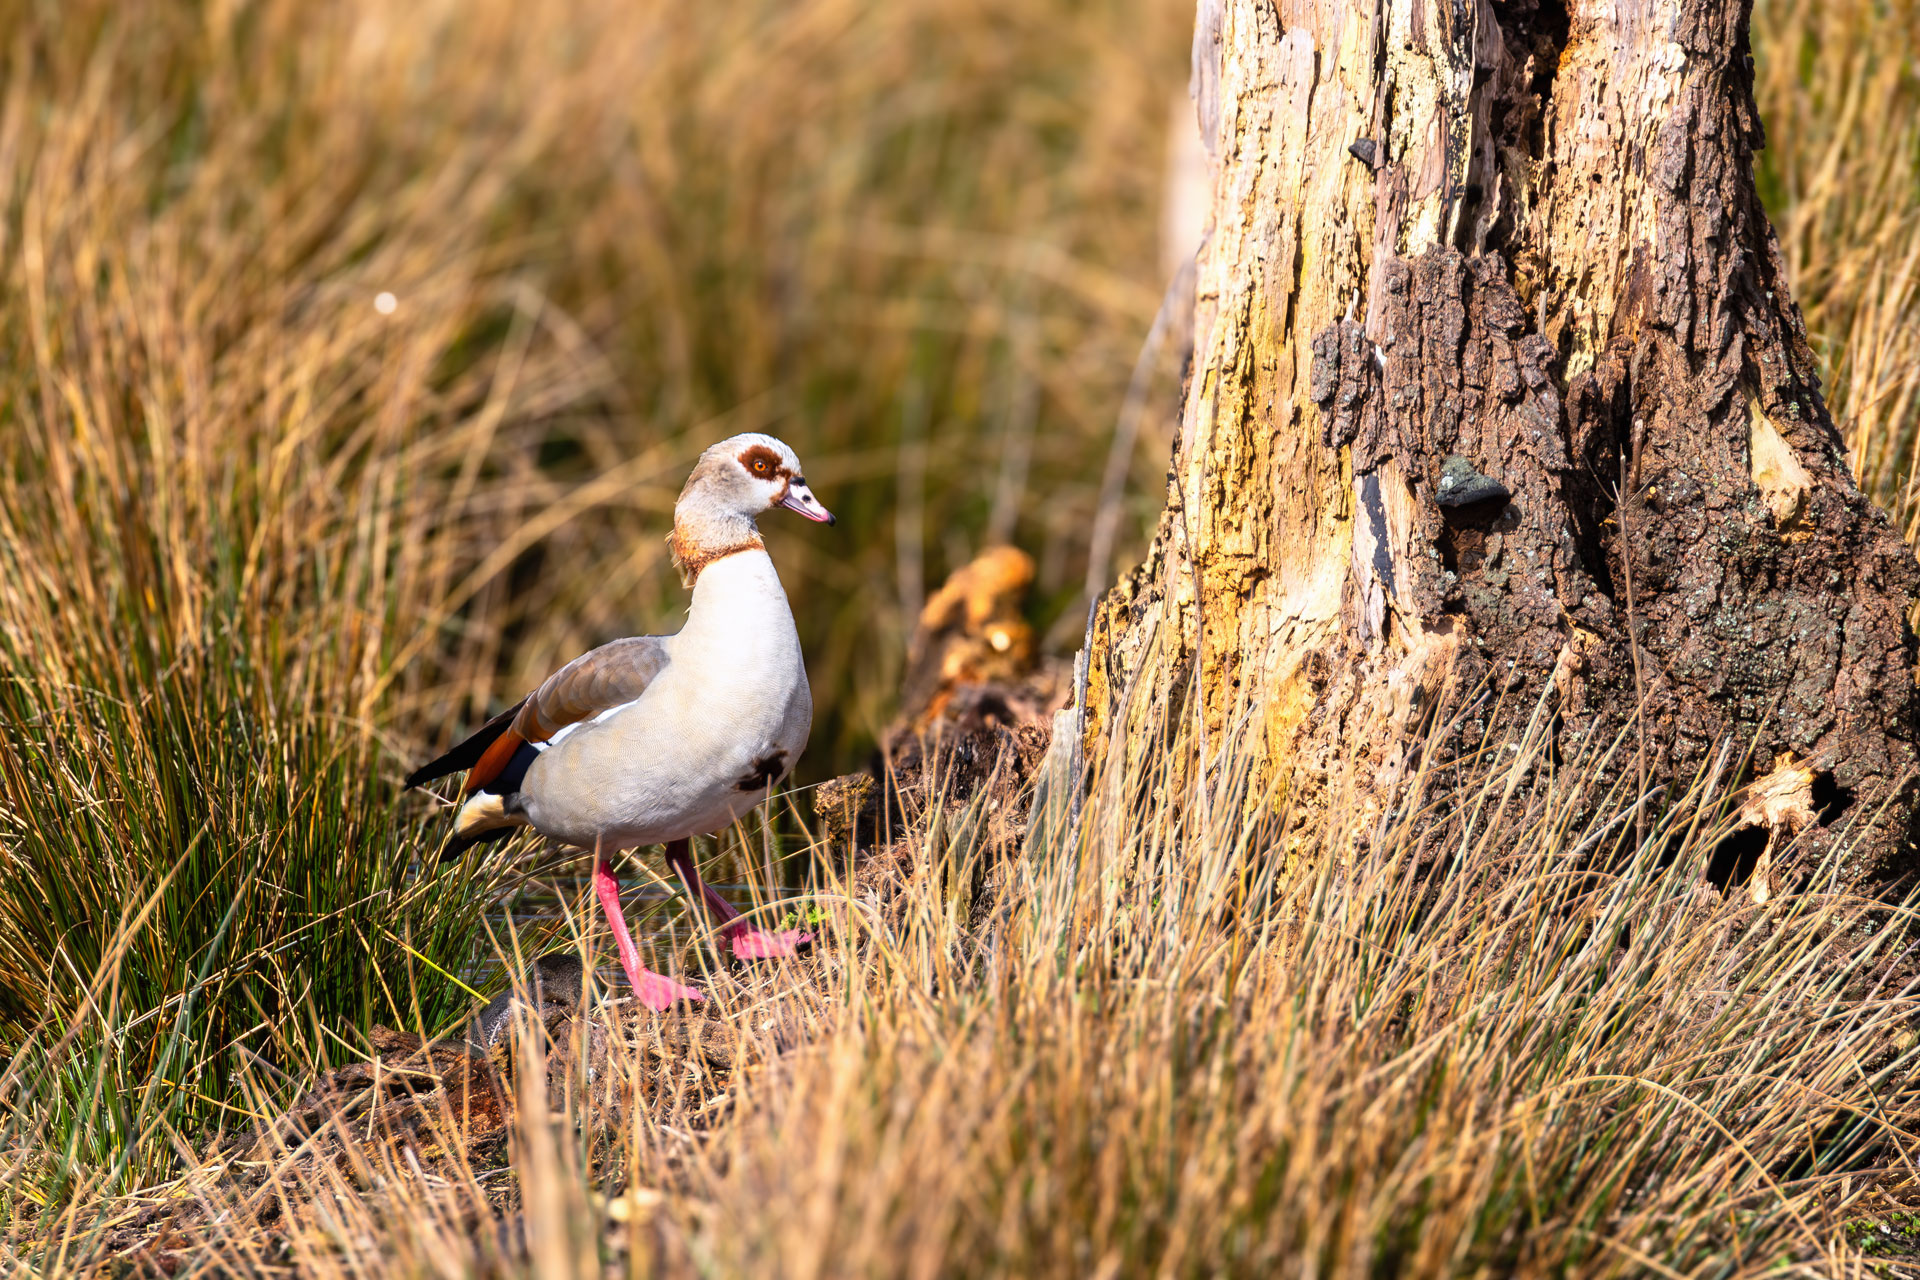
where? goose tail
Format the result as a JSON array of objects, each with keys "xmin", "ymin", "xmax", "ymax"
[
  {"xmin": 405, "ymin": 698, "xmax": 528, "ymax": 790},
  {"xmin": 426, "ymin": 733, "xmax": 541, "ymax": 863}
]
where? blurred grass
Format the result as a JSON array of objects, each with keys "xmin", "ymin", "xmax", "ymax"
[
  {"xmin": 0, "ymin": 0, "xmax": 1918, "ymax": 1269},
  {"xmin": 1755, "ymin": 0, "xmax": 1920, "ymax": 536},
  {"xmin": 0, "ymin": 0, "xmax": 1189, "ymax": 781}
]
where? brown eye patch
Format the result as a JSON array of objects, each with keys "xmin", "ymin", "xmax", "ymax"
[{"xmin": 737, "ymin": 444, "xmax": 786, "ymax": 479}]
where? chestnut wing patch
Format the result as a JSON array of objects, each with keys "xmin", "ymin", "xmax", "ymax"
[{"xmin": 736, "ymin": 750, "xmax": 789, "ymax": 792}]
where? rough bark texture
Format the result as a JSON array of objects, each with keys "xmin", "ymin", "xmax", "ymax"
[{"xmin": 1087, "ymin": 0, "xmax": 1920, "ymax": 884}]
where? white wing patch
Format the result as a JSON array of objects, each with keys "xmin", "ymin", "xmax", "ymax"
[{"xmin": 536, "ymin": 696, "xmax": 644, "ymax": 750}]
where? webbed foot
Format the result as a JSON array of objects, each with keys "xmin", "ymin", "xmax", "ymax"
[{"xmin": 727, "ymin": 927, "xmax": 813, "ymax": 961}]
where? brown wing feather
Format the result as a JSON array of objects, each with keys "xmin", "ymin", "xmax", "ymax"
[
  {"xmin": 432, "ymin": 637, "xmax": 670, "ymax": 796},
  {"xmin": 511, "ymin": 636, "xmax": 672, "ymax": 744}
]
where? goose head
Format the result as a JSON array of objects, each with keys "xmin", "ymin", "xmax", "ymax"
[
  {"xmin": 678, "ymin": 433, "xmax": 834, "ymax": 527},
  {"xmin": 671, "ymin": 434, "xmax": 834, "ymax": 582}
]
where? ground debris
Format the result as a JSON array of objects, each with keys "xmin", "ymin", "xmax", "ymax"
[
  {"xmin": 817, "ymin": 546, "xmax": 1067, "ymax": 874},
  {"xmin": 88, "ymin": 958, "xmax": 807, "ymax": 1278}
]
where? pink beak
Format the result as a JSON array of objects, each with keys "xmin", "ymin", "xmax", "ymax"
[{"xmin": 780, "ymin": 482, "xmax": 836, "ymax": 525}]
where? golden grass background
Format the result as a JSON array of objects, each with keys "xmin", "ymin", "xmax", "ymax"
[{"xmin": 0, "ymin": 0, "xmax": 1918, "ymax": 1273}]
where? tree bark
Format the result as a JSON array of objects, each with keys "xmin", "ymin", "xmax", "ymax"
[{"xmin": 1087, "ymin": 0, "xmax": 1920, "ymax": 885}]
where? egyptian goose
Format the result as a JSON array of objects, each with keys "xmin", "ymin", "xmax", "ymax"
[{"xmin": 406, "ymin": 434, "xmax": 834, "ymax": 1009}]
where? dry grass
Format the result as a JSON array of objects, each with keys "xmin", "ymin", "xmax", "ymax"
[
  {"xmin": 1, "ymin": 0, "xmax": 1919, "ymax": 1274},
  {"xmin": 25, "ymin": 702, "xmax": 1920, "ymax": 1276}
]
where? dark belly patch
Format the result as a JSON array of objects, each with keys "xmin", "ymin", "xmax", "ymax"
[{"xmin": 736, "ymin": 749, "xmax": 789, "ymax": 792}]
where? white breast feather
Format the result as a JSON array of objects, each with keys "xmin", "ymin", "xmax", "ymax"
[{"xmin": 517, "ymin": 550, "xmax": 811, "ymax": 849}]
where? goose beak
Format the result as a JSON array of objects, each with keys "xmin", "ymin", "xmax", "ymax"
[{"xmin": 780, "ymin": 480, "xmax": 836, "ymax": 525}]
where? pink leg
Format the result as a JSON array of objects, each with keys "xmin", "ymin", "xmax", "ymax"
[
  {"xmin": 592, "ymin": 843, "xmax": 702, "ymax": 1010},
  {"xmin": 665, "ymin": 839, "xmax": 811, "ymax": 961}
]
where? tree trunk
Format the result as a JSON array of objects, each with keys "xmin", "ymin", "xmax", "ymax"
[{"xmin": 1086, "ymin": 0, "xmax": 1920, "ymax": 885}]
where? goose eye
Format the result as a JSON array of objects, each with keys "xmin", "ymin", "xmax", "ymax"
[{"xmin": 753, "ymin": 459, "xmax": 769, "ymax": 474}]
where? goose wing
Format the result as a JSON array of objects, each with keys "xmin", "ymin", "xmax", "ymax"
[{"xmin": 405, "ymin": 636, "xmax": 671, "ymax": 793}]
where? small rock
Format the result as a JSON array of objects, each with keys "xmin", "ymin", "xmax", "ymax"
[
  {"xmin": 1436, "ymin": 455, "xmax": 1511, "ymax": 508},
  {"xmin": 470, "ymin": 952, "xmax": 587, "ymax": 1049},
  {"xmin": 1348, "ymin": 138, "xmax": 1378, "ymax": 167}
]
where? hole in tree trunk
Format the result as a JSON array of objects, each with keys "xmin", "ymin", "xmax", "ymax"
[
  {"xmin": 1705, "ymin": 825, "xmax": 1769, "ymax": 891},
  {"xmin": 1491, "ymin": 0, "xmax": 1572, "ymax": 143},
  {"xmin": 1435, "ymin": 495, "xmax": 1513, "ymax": 577},
  {"xmin": 1810, "ymin": 772, "xmax": 1855, "ymax": 826}
]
